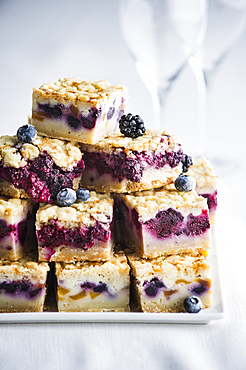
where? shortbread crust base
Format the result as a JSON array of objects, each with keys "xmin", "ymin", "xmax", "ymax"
[
  {"xmin": 38, "ymin": 242, "xmax": 113, "ymax": 263},
  {"xmin": 0, "ymin": 297, "xmax": 46, "ymax": 313}
]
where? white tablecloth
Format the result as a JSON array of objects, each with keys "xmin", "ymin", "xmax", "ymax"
[{"xmin": 0, "ymin": 1, "xmax": 246, "ymax": 369}]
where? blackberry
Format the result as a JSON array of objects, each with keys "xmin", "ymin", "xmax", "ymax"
[
  {"xmin": 182, "ymin": 155, "xmax": 193, "ymax": 173},
  {"xmin": 119, "ymin": 113, "xmax": 146, "ymax": 139}
]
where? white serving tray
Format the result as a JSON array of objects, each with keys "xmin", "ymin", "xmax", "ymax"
[{"xmin": 0, "ymin": 231, "xmax": 224, "ymax": 324}]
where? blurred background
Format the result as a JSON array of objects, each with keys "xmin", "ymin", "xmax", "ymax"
[
  {"xmin": 1, "ymin": 0, "xmax": 246, "ymax": 156},
  {"xmin": 0, "ymin": 2, "xmax": 246, "ymax": 369}
]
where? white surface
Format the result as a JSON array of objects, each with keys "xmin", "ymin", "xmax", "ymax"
[{"xmin": 0, "ymin": 1, "xmax": 246, "ymax": 370}]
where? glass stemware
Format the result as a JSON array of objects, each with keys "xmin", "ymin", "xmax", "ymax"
[
  {"xmin": 120, "ymin": 0, "xmax": 207, "ymax": 131},
  {"xmin": 189, "ymin": 0, "xmax": 246, "ymax": 171}
]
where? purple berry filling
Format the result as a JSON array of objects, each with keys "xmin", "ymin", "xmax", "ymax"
[
  {"xmin": 199, "ymin": 191, "xmax": 217, "ymax": 212},
  {"xmin": 107, "ymin": 107, "xmax": 115, "ymax": 120},
  {"xmin": 37, "ymin": 103, "xmax": 105, "ymax": 130},
  {"xmin": 0, "ymin": 215, "xmax": 30, "ymax": 245},
  {"xmin": 144, "ymin": 209, "xmax": 210, "ymax": 239},
  {"xmin": 190, "ymin": 279, "xmax": 211, "ymax": 296},
  {"xmin": 143, "ymin": 277, "xmax": 166, "ymax": 297},
  {"xmin": 0, "ymin": 280, "xmax": 43, "ymax": 299},
  {"xmin": 82, "ymin": 146, "xmax": 183, "ymax": 183},
  {"xmin": 0, "ymin": 220, "xmax": 12, "ymax": 240},
  {"xmin": 81, "ymin": 281, "xmax": 109, "ymax": 294},
  {"xmin": 40, "ymin": 246, "xmax": 56, "ymax": 261},
  {"xmin": 37, "ymin": 219, "xmax": 111, "ymax": 250},
  {"xmin": 17, "ymin": 220, "xmax": 28, "ymax": 245},
  {"xmin": 0, "ymin": 151, "xmax": 84, "ymax": 203}
]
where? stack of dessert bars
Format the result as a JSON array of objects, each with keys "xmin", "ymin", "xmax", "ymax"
[{"xmin": 0, "ymin": 78, "xmax": 217, "ymax": 313}]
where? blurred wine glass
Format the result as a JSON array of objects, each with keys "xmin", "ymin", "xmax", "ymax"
[
  {"xmin": 189, "ymin": 0, "xmax": 246, "ymax": 171},
  {"xmin": 120, "ymin": 0, "xmax": 207, "ymax": 131}
]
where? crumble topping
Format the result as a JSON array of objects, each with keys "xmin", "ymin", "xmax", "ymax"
[
  {"xmin": 0, "ymin": 147, "xmax": 27, "ymax": 168},
  {"xmin": 0, "ymin": 135, "xmax": 19, "ymax": 147},
  {"xmin": 56, "ymin": 250, "xmax": 130, "ymax": 290},
  {"xmin": 57, "ymin": 250, "xmax": 128, "ymax": 273},
  {"xmin": 80, "ymin": 130, "xmax": 181, "ymax": 154},
  {"xmin": 0, "ymin": 135, "xmax": 82, "ymax": 170},
  {"xmin": 0, "ymin": 256, "xmax": 49, "ymax": 276},
  {"xmin": 33, "ymin": 78, "xmax": 128, "ymax": 105},
  {"xmin": 33, "ymin": 137, "xmax": 82, "ymax": 169},
  {"xmin": 21, "ymin": 143, "xmax": 40, "ymax": 161},
  {"xmin": 186, "ymin": 157, "xmax": 218, "ymax": 191},
  {"xmin": 126, "ymin": 250, "xmax": 211, "ymax": 278},
  {"xmin": 119, "ymin": 188, "xmax": 208, "ymax": 220},
  {"xmin": 0, "ymin": 196, "xmax": 32, "ymax": 217},
  {"xmin": 36, "ymin": 192, "xmax": 113, "ymax": 227}
]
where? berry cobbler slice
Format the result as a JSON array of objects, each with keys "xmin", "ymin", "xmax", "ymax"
[
  {"xmin": 115, "ymin": 187, "xmax": 211, "ymax": 259},
  {"xmin": 36, "ymin": 192, "xmax": 114, "ymax": 262},
  {"xmin": 0, "ymin": 135, "xmax": 84, "ymax": 203},
  {"xmin": 31, "ymin": 78, "xmax": 128, "ymax": 144},
  {"xmin": 0, "ymin": 196, "xmax": 37, "ymax": 261},
  {"xmin": 186, "ymin": 157, "xmax": 218, "ymax": 225},
  {"xmin": 56, "ymin": 249, "xmax": 130, "ymax": 312},
  {"xmin": 0, "ymin": 254, "xmax": 49, "ymax": 312},
  {"xmin": 80, "ymin": 130, "xmax": 184, "ymax": 193},
  {"xmin": 126, "ymin": 249, "xmax": 212, "ymax": 313}
]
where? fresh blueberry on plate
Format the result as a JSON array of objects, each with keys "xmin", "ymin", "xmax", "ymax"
[
  {"xmin": 183, "ymin": 296, "xmax": 202, "ymax": 313},
  {"xmin": 57, "ymin": 188, "xmax": 76, "ymax": 207},
  {"xmin": 76, "ymin": 188, "xmax": 90, "ymax": 202},
  {"xmin": 174, "ymin": 175, "xmax": 196, "ymax": 192},
  {"xmin": 17, "ymin": 124, "xmax": 37, "ymax": 143}
]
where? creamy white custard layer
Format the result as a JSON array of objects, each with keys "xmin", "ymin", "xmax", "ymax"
[
  {"xmin": 56, "ymin": 250, "xmax": 130, "ymax": 312},
  {"xmin": 127, "ymin": 250, "xmax": 212, "ymax": 313}
]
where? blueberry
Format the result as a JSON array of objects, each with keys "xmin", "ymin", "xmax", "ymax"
[
  {"xmin": 19, "ymin": 281, "xmax": 30, "ymax": 292},
  {"xmin": 93, "ymin": 283, "xmax": 107, "ymax": 293},
  {"xmin": 76, "ymin": 188, "xmax": 90, "ymax": 202},
  {"xmin": 29, "ymin": 287, "xmax": 42, "ymax": 298},
  {"xmin": 174, "ymin": 175, "xmax": 196, "ymax": 192},
  {"xmin": 145, "ymin": 285, "xmax": 157, "ymax": 297},
  {"xmin": 183, "ymin": 296, "xmax": 202, "ymax": 313},
  {"xmin": 67, "ymin": 115, "xmax": 81, "ymax": 129},
  {"xmin": 40, "ymin": 104, "xmax": 62, "ymax": 118},
  {"xmin": 57, "ymin": 188, "xmax": 76, "ymax": 207},
  {"xmin": 17, "ymin": 124, "xmax": 37, "ymax": 143}
]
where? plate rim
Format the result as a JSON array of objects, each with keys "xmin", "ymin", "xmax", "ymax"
[{"xmin": 0, "ymin": 229, "xmax": 225, "ymax": 324}]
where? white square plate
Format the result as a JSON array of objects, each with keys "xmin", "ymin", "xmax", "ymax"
[{"xmin": 0, "ymin": 230, "xmax": 224, "ymax": 324}]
